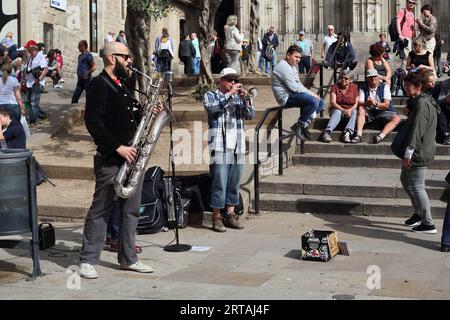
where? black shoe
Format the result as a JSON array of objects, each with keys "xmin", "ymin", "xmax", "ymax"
[
  {"xmin": 441, "ymin": 244, "xmax": 450, "ymax": 252},
  {"xmin": 404, "ymin": 214, "xmax": 422, "ymax": 227},
  {"xmin": 290, "ymin": 124, "xmax": 305, "ymax": 141},
  {"xmin": 301, "ymin": 126, "xmax": 311, "ymax": 140},
  {"xmin": 412, "ymin": 223, "xmax": 437, "ymax": 234},
  {"xmin": 443, "ymin": 133, "xmax": 450, "ymax": 145}
]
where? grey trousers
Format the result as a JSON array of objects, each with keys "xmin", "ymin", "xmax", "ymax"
[
  {"xmin": 79, "ymin": 155, "xmax": 144, "ymax": 266},
  {"xmin": 400, "ymin": 166, "xmax": 433, "ymax": 226},
  {"xmin": 225, "ymin": 50, "xmax": 241, "ymax": 71}
]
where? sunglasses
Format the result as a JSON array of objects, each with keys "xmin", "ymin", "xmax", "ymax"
[
  {"xmin": 340, "ymin": 77, "xmax": 351, "ymax": 80},
  {"xmin": 224, "ymin": 77, "xmax": 238, "ymax": 83},
  {"xmin": 113, "ymin": 53, "xmax": 130, "ymax": 60},
  {"xmin": 408, "ymin": 1, "xmax": 416, "ymax": 5}
]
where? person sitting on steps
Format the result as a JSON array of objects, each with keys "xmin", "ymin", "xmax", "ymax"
[
  {"xmin": 322, "ymin": 69, "xmax": 359, "ymax": 143},
  {"xmin": 272, "ymin": 45, "xmax": 324, "ymax": 141},
  {"xmin": 351, "ymin": 69, "xmax": 401, "ymax": 144}
]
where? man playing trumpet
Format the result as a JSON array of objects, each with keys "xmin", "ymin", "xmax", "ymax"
[
  {"xmin": 79, "ymin": 42, "xmax": 162, "ymax": 279},
  {"xmin": 204, "ymin": 68, "xmax": 255, "ymax": 232}
]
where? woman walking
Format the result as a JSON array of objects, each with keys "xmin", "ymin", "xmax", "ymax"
[{"xmin": 401, "ymin": 71, "xmax": 438, "ymax": 234}]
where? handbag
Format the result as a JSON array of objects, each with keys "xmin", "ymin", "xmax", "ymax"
[{"xmin": 391, "ymin": 127, "xmax": 409, "ymax": 159}]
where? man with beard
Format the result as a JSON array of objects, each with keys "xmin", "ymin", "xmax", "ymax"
[{"xmin": 79, "ymin": 42, "xmax": 162, "ymax": 279}]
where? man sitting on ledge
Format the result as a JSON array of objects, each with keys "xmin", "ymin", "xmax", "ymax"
[
  {"xmin": 272, "ymin": 45, "xmax": 324, "ymax": 141},
  {"xmin": 351, "ymin": 69, "xmax": 401, "ymax": 144}
]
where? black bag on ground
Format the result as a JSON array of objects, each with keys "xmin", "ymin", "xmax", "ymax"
[
  {"xmin": 137, "ymin": 166, "xmax": 166, "ymax": 234},
  {"xmin": 39, "ymin": 223, "xmax": 55, "ymax": 250},
  {"xmin": 175, "ymin": 173, "xmax": 244, "ymax": 216},
  {"xmin": 163, "ymin": 176, "xmax": 190, "ymax": 229}
]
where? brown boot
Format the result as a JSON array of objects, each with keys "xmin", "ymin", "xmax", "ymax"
[
  {"xmin": 212, "ymin": 218, "xmax": 226, "ymax": 232},
  {"xmin": 223, "ymin": 214, "xmax": 244, "ymax": 230}
]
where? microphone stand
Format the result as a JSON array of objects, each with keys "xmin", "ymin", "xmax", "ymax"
[{"xmin": 163, "ymin": 71, "xmax": 191, "ymax": 253}]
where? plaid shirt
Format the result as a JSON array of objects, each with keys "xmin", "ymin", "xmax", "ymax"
[{"xmin": 204, "ymin": 89, "xmax": 255, "ymax": 154}]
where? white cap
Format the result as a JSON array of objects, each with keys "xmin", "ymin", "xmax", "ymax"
[
  {"xmin": 366, "ymin": 69, "xmax": 379, "ymax": 78},
  {"xmin": 219, "ymin": 67, "xmax": 240, "ymax": 79}
]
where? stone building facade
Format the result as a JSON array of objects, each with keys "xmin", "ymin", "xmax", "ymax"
[
  {"xmin": 2, "ymin": 0, "xmax": 127, "ymax": 78},
  {"xmin": 2, "ymin": 1, "xmax": 448, "ymax": 77},
  {"xmin": 152, "ymin": 0, "xmax": 449, "ymax": 73}
]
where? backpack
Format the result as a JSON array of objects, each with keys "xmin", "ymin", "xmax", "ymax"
[
  {"xmin": 391, "ymin": 67, "xmax": 406, "ymax": 97},
  {"xmin": 265, "ymin": 44, "xmax": 274, "ymax": 61},
  {"xmin": 388, "ymin": 9, "xmax": 406, "ymax": 42},
  {"xmin": 137, "ymin": 166, "xmax": 166, "ymax": 234}
]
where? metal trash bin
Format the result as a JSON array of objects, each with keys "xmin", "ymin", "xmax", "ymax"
[
  {"xmin": 0, "ymin": 149, "xmax": 33, "ymax": 236},
  {"xmin": 0, "ymin": 149, "xmax": 42, "ymax": 279}
]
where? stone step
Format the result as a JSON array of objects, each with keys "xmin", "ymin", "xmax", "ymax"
[
  {"xmin": 259, "ymin": 166, "xmax": 449, "ymax": 201},
  {"xmin": 259, "ymin": 193, "xmax": 447, "ymax": 218},
  {"xmin": 300, "ymin": 141, "xmax": 450, "ymax": 156},
  {"xmin": 292, "ymin": 153, "xmax": 450, "ymax": 170}
]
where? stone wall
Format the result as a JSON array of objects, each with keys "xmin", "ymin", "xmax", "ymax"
[{"xmin": 19, "ymin": 0, "xmax": 126, "ymax": 78}]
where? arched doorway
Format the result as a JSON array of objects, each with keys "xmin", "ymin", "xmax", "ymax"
[
  {"xmin": 179, "ymin": 18, "xmax": 187, "ymax": 39},
  {"xmin": 214, "ymin": 0, "xmax": 234, "ymax": 40}
]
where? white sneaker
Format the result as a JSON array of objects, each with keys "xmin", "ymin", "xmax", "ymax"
[
  {"xmin": 79, "ymin": 263, "xmax": 98, "ymax": 279},
  {"xmin": 53, "ymin": 84, "xmax": 63, "ymax": 89},
  {"xmin": 59, "ymin": 78, "xmax": 65, "ymax": 83},
  {"xmin": 120, "ymin": 261, "xmax": 154, "ymax": 273},
  {"xmin": 343, "ymin": 131, "xmax": 351, "ymax": 143}
]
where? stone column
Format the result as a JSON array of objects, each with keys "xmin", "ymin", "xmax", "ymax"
[{"xmin": 352, "ymin": 0, "xmax": 361, "ymax": 32}]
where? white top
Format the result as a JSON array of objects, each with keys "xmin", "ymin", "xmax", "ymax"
[
  {"xmin": 0, "ymin": 76, "xmax": 19, "ymax": 105},
  {"xmin": 104, "ymin": 34, "xmax": 113, "ymax": 45},
  {"xmin": 359, "ymin": 85, "xmax": 392, "ymax": 104},
  {"xmin": 323, "ymin": 34, "xmax": 338, "ymax": 56},
  {"xmin": 159, "ymin": 39, "xmax": 174, "ymax": 58},
  {"xmin": 26, "ymin": 51, "xmax": 47, "ymax": 88}
]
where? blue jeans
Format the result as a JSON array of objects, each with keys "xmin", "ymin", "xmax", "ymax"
[
  {"xmin": 25, "ymin": 84, "xmax": 46, "ymax": 123},
  {"xmin": 400, "ymin": 166, "xmax": 433, "ymax": 226},
  {"xmin": 263, "ymin": 51, "xmax": 277, "ymax": 74},
  {"xmin": 258, "ymin": 53, "xmax": 265, "ymax": 72},
  {"xmin": 71, "ymin": 77, "xmax": 92, "ymax": 103},
  {"xmin": 299, "ymin": 56, "xmax": 312, "ymax": 74},
  {"xmin": 0, "ymin": 104, "xmax": 20, "ymax": 122},
  {"xmin": 209, "ymin": 150, "xmax": 244, "ymax": 209},
  {"xmin": 192, "ymin": 57, "xmax": 201, "ymax": 75},
  {"xmin": 442, "ymin": 198, "xmax": 450, "ymax": 246},
  {"xmin": 326, "ymin": 109, "xmax": 357, "ymax": 133},
  {"xmin": 285, "ymin": 92, "xmax": 324, "ymax": 126},
  {"xmin": 107, "ymin": 201, "xmax": 121, "ymax": 244}
]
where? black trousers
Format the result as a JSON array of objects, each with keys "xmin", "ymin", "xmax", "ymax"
[
  {"xmin": 437, "ymin": 103, "xmax": 450, "ymax": 142},
  {"xmin": 181, "ymin": 56, "xmax": 193, "ymax": 75}
]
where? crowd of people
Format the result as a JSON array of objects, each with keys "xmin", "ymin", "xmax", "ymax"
[{"xmin": 269, "ymin": 0, "xmax": 450, "ymax": 252}]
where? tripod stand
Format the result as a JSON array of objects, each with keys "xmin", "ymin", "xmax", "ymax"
[{"xmin": 163, "ymin": 71, "xmax": 191, "ymax": 253}]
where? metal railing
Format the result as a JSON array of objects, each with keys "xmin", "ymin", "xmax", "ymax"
[{"xmin": 253, "ymin": 61, "xmax": 336, "ymax": 215}]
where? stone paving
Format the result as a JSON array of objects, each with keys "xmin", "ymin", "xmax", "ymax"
[{"xmin": 0, "ymin": 212, "xmax": 449, "ymax": 300}]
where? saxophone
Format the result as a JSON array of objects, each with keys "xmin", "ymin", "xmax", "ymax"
[{"xmin": 113, "ymin": 66, "xmax": 174, "ymax": 199}]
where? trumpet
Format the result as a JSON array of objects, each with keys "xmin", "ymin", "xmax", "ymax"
[{"xmin": 238, "ymin": 86, "xmax": 258, "ymax": 100}]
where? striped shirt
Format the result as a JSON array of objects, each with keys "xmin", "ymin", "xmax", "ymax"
[{"xmin": 204, "ymin": 89, "xmax": 255, "ymax": 154}]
